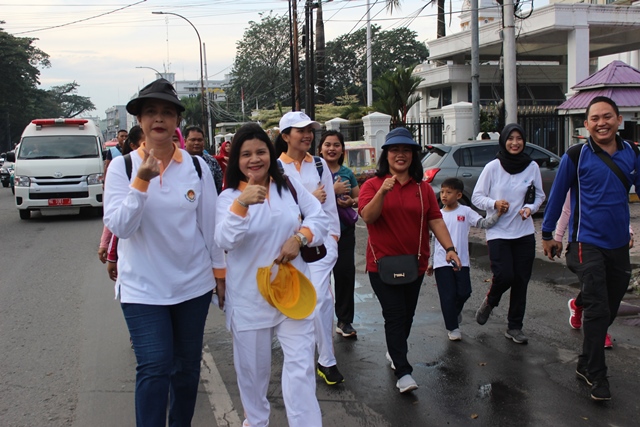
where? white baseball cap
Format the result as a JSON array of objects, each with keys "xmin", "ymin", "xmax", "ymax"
[{"xmin": 279, "ymin": 111, "xmax": 321, "ymax": 131}]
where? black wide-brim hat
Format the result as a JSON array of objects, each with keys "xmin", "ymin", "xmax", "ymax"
[{"xmin": 126, "ymin": 78, "xmax": 185, "ymax": 116}]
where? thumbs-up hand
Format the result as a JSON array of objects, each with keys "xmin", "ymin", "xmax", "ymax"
[
  {"xmin": 238, "ymin": 173, "xmax": 267, "ymax": 206},
  {"xmin": 313, "ymin": 183, "xmax": 327, "ymax": 204},
  {"xmin": 379, "ymin": 175, "xmax": 397, "ymax": 196},
  {"xmin": 137, "ymin": 148, "xmax": 161, "ymax": 181},
  {"xmin": 334, "ymin": 176, "xmax": 351, "ymax": 197}
]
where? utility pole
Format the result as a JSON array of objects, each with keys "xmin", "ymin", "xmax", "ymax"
[
  {"xmin": 292, "ymin": 2, "xmax": 301, "ymax": 111},
  {"xmin": 315, "ymin": 1, "xmax": 326, "ymax": 104},
  {"xmin": 503, "ymin": 0, "xmax": 517, "ymax": 124},
  {"xmin": 471, "ymin": 0, "xmax": 480, "ymax": 136},
  {"xmin": 304, "ymin": 0, "xmax": 316, "ymax": 119},
  {"xmin": 366, "ymin": 0, "xmax": 373, "ymax": 107},
  {"xmin": 203, "ymin": 43, "xmax": 214, "ymax": 147},
  {"xmin": 288, "ymin": 1, "xmax": 296, "ymax": 108}
]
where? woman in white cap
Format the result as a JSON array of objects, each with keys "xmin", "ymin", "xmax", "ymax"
[
  {"xmin": 275, "ymin": 111, "xmax": 344, "ymax": 385},
  {"xmin": 359, "ymin": 127, "xmax": 461, "ymax": 393},
  {"xmin": 103, "ymin": 78, "xmax": 226, "ymax": 426},
  {"xmin": 215, "ymin": 123, "xmax": 327, "ymax": 427}
]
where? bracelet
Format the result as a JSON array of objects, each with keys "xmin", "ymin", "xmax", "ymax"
[
  {"xmin": 445, "ymin": 246, "xmax": 457, "ymax": 254},
  {"xmin": 293, "ymin": 234, "xmax": 303, "ymax": 247},
  {"xmin": 236, "ymin": 198, "xmax": 248, "ymax": 208}
]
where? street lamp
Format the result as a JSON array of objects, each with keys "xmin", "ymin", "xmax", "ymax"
[
  {"xmin": 152, "ymin": 11, "xmax": 207, "ymax": 139},
  {"xmin": 135, "ymin": 66, "xmax": 162, "ymax": 78}
]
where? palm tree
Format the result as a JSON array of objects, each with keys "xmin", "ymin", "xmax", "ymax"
[
  {"xmin": 373, "ymin": 65, "xmax": 423, "ymax": 126},
  {"xmin": 386, "ymin": 0, "xmax": 446, "ymax": 38}
]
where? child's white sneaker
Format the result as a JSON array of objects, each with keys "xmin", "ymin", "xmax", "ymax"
[{"xmin": 448, "ymin": 328, "xmax": 462, "ymax": 341}]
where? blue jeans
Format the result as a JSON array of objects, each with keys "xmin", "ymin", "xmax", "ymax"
[
  {"xmin": 121, "ymin": 291, "xmax": 212, "ymax": 427},
  {"xmin": 435, "ymin": 266, "xmax": 471, "ymax": 331},
  {"xmin": 369, "ymin": 271, "xmax": 424, "ymax": 379}
]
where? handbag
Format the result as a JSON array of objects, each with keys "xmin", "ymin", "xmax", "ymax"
[
  {"xmin": 284, "ymin": 176, "xmax": 327, "ymax": 263},
  {"xmin": 370, "ymin": 183, "xmax": 424, "ymax": 285},
  {"xmin": 337, "ymin": 205, "xmax": 358, "ymax": 226},
  {"xmin": 524, "ymin": 181, "xmax": 536, "ymax": 205}
]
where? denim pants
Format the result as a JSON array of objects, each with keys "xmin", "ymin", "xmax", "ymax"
[
  {"xmin": 121, "ymin": 290, "xmax": 212, "ymax": 427},
  {"xmin": 369, "ymin": 271, "xmax": 424, "ymax": 379},
  {"xmin": 486, "ymin": 234, "xmax": 535, "ymax": 330},
  {"xmin": 566, "ymin": 242, "xmax": 630, "ymax": 380},
  {"xmin": 435, "ymin": 266, "xmax": 471, "ymax": 331},
  {"xmin": 333, "ymin": 226, "xmax": 356, "ymax": 324}
]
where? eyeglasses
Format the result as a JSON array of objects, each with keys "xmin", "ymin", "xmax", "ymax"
[{"xmin": 187, "ymin": 138, "xmax": 205, "ymax": 143}]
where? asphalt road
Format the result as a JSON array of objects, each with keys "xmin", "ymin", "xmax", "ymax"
[{"xmin": 1, "ymin": 187, "xmax": 639, "ymax": 426}]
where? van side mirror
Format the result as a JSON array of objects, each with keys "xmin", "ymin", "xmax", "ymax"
[
  {"xmin": 548, "ymin": 158, "xmax": 559, "ymax": 169},
  {"xmin": 6, "ymin": 152, "xmax": 15, "ymax": 162}
]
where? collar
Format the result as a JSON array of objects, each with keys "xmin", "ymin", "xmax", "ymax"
[
  {"xmin": 279, "ymin": 152, "xmax": 313, "ymax": 164},
  {"xmin": 136, "ymin": 141, "xmax": 183, "ymax": 162},
  {"xmin": 587, "ymin": 135, "xmax": 625, "ymax": 154}
]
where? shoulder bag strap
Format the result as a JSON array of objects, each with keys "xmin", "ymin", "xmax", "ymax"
[{"xmin": 594, "ymin": 151, "xmax": 631, "ymax": 192}]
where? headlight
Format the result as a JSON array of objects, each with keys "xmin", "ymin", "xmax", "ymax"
[
  {"xmin": 87, "ymin": 173, "xmax": 104, "ymax": 185},
  {"xmin": 15, "ymin": 175, "xmax": 30, "ymax": 187}
]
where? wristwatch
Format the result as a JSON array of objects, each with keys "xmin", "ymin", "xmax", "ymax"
[
  {"xmin": 295, "ymin": 232, "xmax": 308, "ymax": 247},
  {"xmin": 445, "ymin": 246, "xmax": 457, "ymax": 254}
]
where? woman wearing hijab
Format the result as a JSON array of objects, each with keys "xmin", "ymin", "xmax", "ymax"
[{"xmin": 471, "ymin": 123, "xmax": 545, "ymax": 344}]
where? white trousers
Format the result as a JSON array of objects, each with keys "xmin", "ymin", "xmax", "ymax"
[
  {"xmin": 232, "ymin": 317, "xmax": 322, "ymax": 427},
  {"xmin": 308, "ymin": 236, "xmax": 339, "ymax": 367}
]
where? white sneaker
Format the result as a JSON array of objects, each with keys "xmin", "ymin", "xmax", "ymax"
[
  {"xmin": 448, "ymin": 328, "xmax": 462, "ymax": 341},
  {"xmin": 396, "ymin": 374, "xmax": 418, "ymax": 393},
  {"xmin": 385, "ymin": 351, "xmax": 396, "ymax": 370}
]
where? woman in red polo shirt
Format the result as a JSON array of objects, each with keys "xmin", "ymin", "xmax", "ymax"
[{"xmin": 359, "ymin": 127, "xmax": 461, "ymax": 394}]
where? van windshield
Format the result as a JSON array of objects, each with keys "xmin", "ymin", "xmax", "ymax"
[{"xmin": 18, "ymin": 136, "xmax": 99, "ymax": 160}]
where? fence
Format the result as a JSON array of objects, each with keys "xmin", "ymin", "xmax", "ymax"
[
  {"xmin": 518, "ymin": 112, "xmax": 570, "ymax": 157},
  {"xmin": 395, "ymin": 118, "xmax": 444, "ymax": 149}
]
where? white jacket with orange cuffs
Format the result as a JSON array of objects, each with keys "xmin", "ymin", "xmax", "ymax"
[
  {"xmin": 215, "ymin": 178, "xmax": 328, "ymax": 332},
  {"xmin": 104, "ymin": 146, "xmax": 225, "ymax": 304}
]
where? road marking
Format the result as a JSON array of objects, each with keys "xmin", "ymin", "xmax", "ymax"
[{"xmin": 201, "ymin": 344, "xmax": 242, "ymax": 426}]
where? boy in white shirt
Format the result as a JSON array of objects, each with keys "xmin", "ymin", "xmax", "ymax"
[{"xmin": 428, "ymin": 178, "xmax": 502, "ymax": 341}]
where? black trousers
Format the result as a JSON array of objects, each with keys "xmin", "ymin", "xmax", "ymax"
[
  {"xmin": 333, "ymin": 226, "xmax": 356, "ymax": 324},
  {"xmin": 566, "ymin": 242, "xmax": 630, "ymax": 380},
  {"xmin": 369, "ymin": 271, "xmax": 424, "ymax": 379},
  {"xmin": 486, "ymin": 234, "xmax": 535, "ymax": 330}
]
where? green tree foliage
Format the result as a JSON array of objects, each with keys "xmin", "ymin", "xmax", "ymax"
[
  {"xmin": 41, "ymin": 82, "xmax": 95, "ymax": 118},
  {"xmin": 324, "ymin": 25, "xmax": 428, "ymax": 104},
  {"xmin": 373, "ymin": 65, "xmax": 423, "ymax": 126},
  {"xmin": 0, "ymin": 24, "xmax": 50, "ymax": 151},
  {"xmin": 228, "ymin": 13, "xmax": 292, "ymax": 114},
  {"xmin": 180, "ymin": 95, "xmax": 203, "ymax": 128}
]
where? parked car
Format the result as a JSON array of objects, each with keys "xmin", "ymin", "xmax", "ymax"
[
  {"xmin": 422, "ymin": 140, "xmax": 560, "ymax": 212},
  {"xmin": 0, "ymin": 153, "xmax": 14, "ymax": 188}
]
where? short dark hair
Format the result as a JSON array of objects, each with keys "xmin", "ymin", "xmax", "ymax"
[
  {"xmin": 375, "ymin": 146, "xmax": 423, "ymax": 182},
  {"xmin": 117, "ymin": 129, "xmax": 128, "ymax": 135},
  {"xmin": 481, "ymin": 132, "xmax": 491, "ymax": 140},
  {"xmin": 226, "ymin": 123, "xmax": 286, "ymax": 195},
  {"xmin": 318, "ymin": 130, "xmax": 345, "ymax": 165},
  {"xmin": 183, "ymin": 125, "xmax": 204, "ymax": 140},
  {"xmin": 441, "ymin": 177, "xmax": 464, "ymax": 192},
  {"xmin": 586, "ymin": 96, "xmax": 620, "ymax": 117},
  {"xmin": 122, "ymin": 125, "xmax": 143, "ymax": 155}
]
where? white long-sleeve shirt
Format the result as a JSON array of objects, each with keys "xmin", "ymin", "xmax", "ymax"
[
  {"xmin": 215, "ymin": 179, "xmax": 328, "ymax": 332},
  {"xmin": 471, "ymin": 159, "xmax": 545, "ymax": 241},
  {"xmin": 104, "ymin": 147, "xmax": 225, "ymax": 304},
  {"xmin": 278, "ymin": 153, "xmax": 341, "ymax": 240}
]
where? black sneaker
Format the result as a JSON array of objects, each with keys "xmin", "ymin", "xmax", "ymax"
[
  {"xmin": 476, "ymin": 297, "xmax": 493, "ymax": 325},
  {"xmin": 317, "ymin": 363, "xmax": 344, "ymax": 385},
  {"xmin": 575, "ymin": 364, "xmax": 592, "ymax": 386},
  {"xmin": 336, "ymin": 321, "xmax": 357, "ymax": 338},
  {"xmin": 590, "ymin": 377, "xmax": 611, "ymax": 401}
]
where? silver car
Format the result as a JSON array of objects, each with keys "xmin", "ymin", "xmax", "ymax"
[{"xmin": 422, "ymin": 141, "xmax": 560, "ymax": 212}]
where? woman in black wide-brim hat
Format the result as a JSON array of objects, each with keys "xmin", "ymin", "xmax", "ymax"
[{"xmin": 103, "ymin": 79, "xmax": 225, "ymax": 426}]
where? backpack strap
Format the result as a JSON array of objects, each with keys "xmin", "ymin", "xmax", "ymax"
[
  {"xmin": 124, "ymin": 153, "xmax": 202, "ymax": 181},
  {"xmin": 124, "ymin": 153, "xmax": 133, "ymax": 181},
  {"xmin": 313, "ymin": 156, "xmax": 324, "ymax": 179}
]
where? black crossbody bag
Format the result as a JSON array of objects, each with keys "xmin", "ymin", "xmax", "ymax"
[{"xmin": 370, "ymin": 183, "xmax": 423, "ymax": 285}]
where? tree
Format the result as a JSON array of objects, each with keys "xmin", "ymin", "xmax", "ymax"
[
  {"xmin": 373, "ymin": 65, "xmax": 423, "ymax": 126},
  {"xmin": 228, "ymin": 13, "xmax": 292, "ymax": 113},
  {"xmin": 42, "ymin": 82, "xmax": 95, "ymax": 118},
  {"xmin": 386, "ymin": 0, "xmax": 447, "ymax": 38},
  {"xmin": 180, "ymin": 95, "xmax": 203, "ymax": 128},
  {"xmin": 0, "ymin": 24, "xmax": 50, "ymax": 151},
  {"xmin": 324, "ymin": 25, "xmax": 428, "ymax": 104}
]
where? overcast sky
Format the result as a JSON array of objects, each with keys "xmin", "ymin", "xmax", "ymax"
[{"xmin": 2, "ymin": 0, "xmax": 503, "ymax": 118}]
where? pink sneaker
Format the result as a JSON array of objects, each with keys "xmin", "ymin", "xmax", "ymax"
[
  {"xmin": 568, "ymin": 298, "xmax": 583, "ymax": 329},
  {"xmin": 604, "ymin": 334, "xmax": 613, "ymax": 349}
]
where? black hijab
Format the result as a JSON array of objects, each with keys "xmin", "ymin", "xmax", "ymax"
[{"xmin": 496, "ymin": 123, "xmax": 532, "ymax": 175}]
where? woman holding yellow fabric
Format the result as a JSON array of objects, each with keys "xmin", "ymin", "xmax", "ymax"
[{"xmin": 215, "ymin": 123, "xmax": 327, "ymax": 427}]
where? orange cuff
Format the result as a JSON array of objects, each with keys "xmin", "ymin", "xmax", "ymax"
[
  {"xmin": 131, "ymin": 177, "xmax": 150, "ymax": 192},
  {"xmin": 213, "ymin": 268, "xmax": 226, "ymax": 279},
  {"xmin": 230, "ymin": 199, "xmax": 249, "ymax": 217}
]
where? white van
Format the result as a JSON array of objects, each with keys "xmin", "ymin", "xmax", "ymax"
[{"xmin": 9, "ymin": 118, "xmax": 105, "ymax": 220}]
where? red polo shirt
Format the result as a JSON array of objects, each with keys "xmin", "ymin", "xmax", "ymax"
[{"xmin": 359, "ymin": 176, "xmax": 441, "ymax": 273}]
